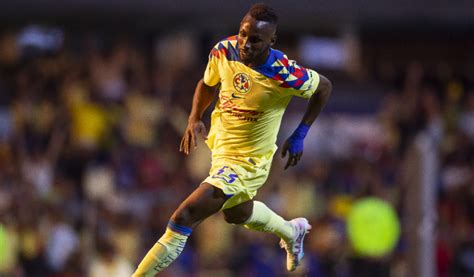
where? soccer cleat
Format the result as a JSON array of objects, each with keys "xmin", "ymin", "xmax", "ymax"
[{"xmin": 279, "ymin": 218, "xmax": 312, "ymax": 271}]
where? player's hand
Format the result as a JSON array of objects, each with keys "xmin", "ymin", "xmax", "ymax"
[
  {"xmin": 281, "ymin": 138, "xmax": 304, "ymax": 170},
  {"xmin": 180, "ymin": 119, "xmax": 208, "ymax": 155}
]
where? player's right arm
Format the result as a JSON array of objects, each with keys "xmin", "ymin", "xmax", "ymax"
[
  {"xmin": 179, "ymin": 79, "xmax": 218, "ymax": 155},
  {"xmin": 180, "ymin": 39, "xmax": 224, "ymax": 155}
]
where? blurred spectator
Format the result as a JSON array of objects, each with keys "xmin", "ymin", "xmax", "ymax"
[
  {"xmin": 89, "ymin": 238, "xmax": 134, "ymax": 277},
  {"xmin": 45, "ymin": 206, "xmax": 79, "ymax": 273}
]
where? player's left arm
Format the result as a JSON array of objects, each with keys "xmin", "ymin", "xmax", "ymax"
[{"xmin": 281, "ymin": 74, "xmax": 332, "ymax": 169}]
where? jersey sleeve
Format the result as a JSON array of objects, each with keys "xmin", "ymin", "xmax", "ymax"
[
  {"xmin": 203, "ymin": 45, "xmax": 221, "ymax": 87},
  {"xmin": 286, "ymin": 59, "xmax": 320, "ymax": 99}
]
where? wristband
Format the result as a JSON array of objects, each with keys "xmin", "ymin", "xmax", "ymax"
[
  {"xmin": 288, "ymin": 123, "xmax": 310, "ymax": 154},
  {"xmin": 291, "ymin": 123, "xmax": 310, "ymax": 139}
]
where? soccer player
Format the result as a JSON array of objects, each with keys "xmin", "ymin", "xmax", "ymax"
[{"xmin": 133, "ymin": 3, "xmax": 332, "ymax": 276}]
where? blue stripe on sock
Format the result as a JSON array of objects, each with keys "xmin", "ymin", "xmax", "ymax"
[{"xmin": 168, "ymin": 221, "xmax": 192, "ymax": 236}]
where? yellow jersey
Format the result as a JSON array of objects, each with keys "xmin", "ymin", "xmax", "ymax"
[{"xmin": 203, "ymin": 35, "xmax": 320, "ymax": 157}]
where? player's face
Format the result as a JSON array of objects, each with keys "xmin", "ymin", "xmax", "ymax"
[{"xmin": 238, "ymin": 15, "xmax": 276, "ymax": 66}]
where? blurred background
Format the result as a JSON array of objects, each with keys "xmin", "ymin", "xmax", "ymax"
[{"xmin": 0, "ymin": 0, "xmax": 473, "ymax": 276}]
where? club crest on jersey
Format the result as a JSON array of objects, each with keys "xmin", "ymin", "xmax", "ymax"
[{"xmin": 233, "ymin": 73, "xmax": 252, "ymax": 94}]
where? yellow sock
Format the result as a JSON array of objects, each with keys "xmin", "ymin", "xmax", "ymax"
[
  {"xmin": 242, "ymin": 201, "xmax": 295, "ymax": 241},
  {"xmin": 133, "ymin": 222, "xmax": 191, "ymax": 276}
]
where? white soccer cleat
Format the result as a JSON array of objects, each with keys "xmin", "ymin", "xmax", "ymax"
[{"xmin": 279, "ymin": 218, "xmax": 312, "ymax": 272}]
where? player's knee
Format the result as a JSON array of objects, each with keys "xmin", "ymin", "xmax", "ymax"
[
  {"xmin": 223, "ymin": 211, "xmax": 249, "ymax": 224},
  {"xmin": 223, "ymin": 202, "xmax": 253, "ymax": 224},
  {"xmin": 171, "ymin": 206, "xmax": 196, "ymax": 227}
]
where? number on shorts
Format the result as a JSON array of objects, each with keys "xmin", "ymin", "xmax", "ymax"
[{"xmin": 212, "ymin": 166, "xmax": 238, "ymax": 184}]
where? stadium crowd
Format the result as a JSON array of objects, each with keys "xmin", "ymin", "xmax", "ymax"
[{"xmin": 0, "ymin": 29, "xmax": 472, "ymax": 276}]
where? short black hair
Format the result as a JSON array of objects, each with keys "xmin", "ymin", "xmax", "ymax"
[{"xmin": 247, "ymin": 3, "xmax": 278, "ymax": 25}]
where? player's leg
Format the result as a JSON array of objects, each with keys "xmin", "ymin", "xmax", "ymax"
[
  {"xmin": 170, "ymin": 182, "xmax": 228, "ymax": 228},
  {"xmin": 223, "ymin": 200, "xmax": 312, "ymax": 271},
  {"xmin": 133, "ymin": 183, "xmax": 227, "ymax": 276},
  {"xmin": 223, "ymin": 200, "xmax": 294, "ymax": 238}
]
